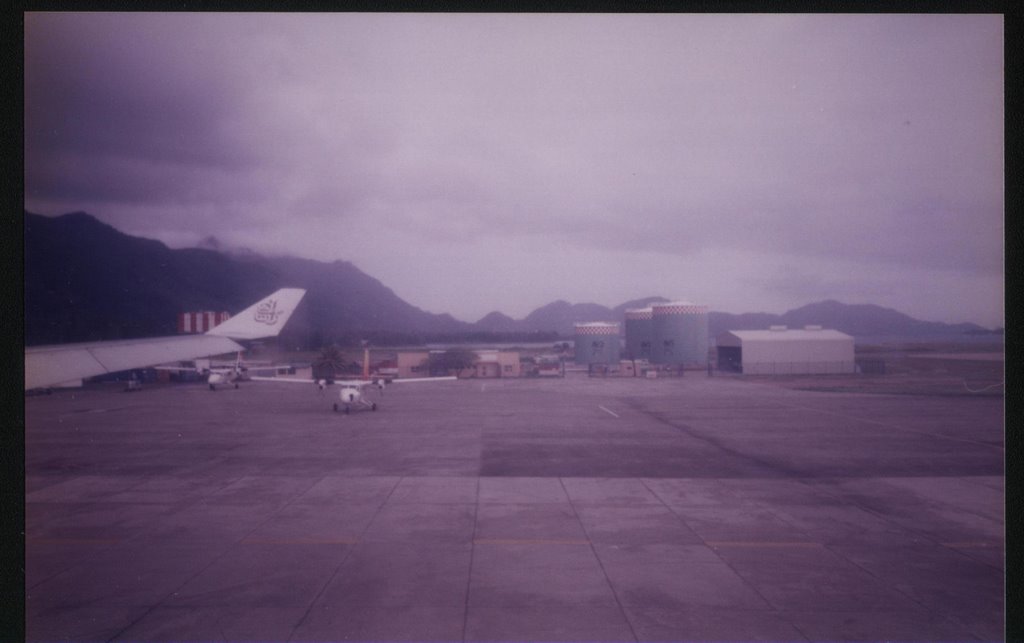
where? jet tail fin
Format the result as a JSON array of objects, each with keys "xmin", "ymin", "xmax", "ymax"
[{"xmin": 207, "ymin": 288, "xmax": 306, "ymax": 340}]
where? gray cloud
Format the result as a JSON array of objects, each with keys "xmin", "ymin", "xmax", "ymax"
[{"xmin": 23, "ymin": 13, "xmax": 1004, "ymax": 326}]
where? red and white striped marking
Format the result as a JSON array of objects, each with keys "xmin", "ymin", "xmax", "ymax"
[
  {"xmin": 652, "ymin": 304, "xmax": 708, "ymax": 316},
  {"xmin": 574, "ymin": 323, "xmax": 620, "ymax": 335},
  {"xmin": 624, "ymin": 309, "xmax": 653, "ymax": 320},
  {"xmin": 177, "ymin": 311, "xmax": 231, "ymax": 333}
]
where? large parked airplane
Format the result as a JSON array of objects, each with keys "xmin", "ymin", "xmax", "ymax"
[{"xmin": 24, "ymin": 288, "xmax": 306, "ymax": 391}]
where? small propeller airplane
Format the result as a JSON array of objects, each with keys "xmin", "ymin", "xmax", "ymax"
[
  {"xmin": 25, "ymin": 288, "xmax": 306, "ymax": 391},
  {"xmin": 155, "ymin": 353, "xmax": 252, "ymax": 390},
  {"xmin": 251, "ymin": 342, "xmax": 456, "ymax": 413}
]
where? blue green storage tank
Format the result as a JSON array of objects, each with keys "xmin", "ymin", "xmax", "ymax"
[
  {"xmin": 574, "ymin": 322, "xmax": 621, "ymax": 365},
  {"xmin": 651, "ymin": 301, "xmax": 709, "ymax": 365},
  {"xmin": 624, "ymin": 308, "xmax": 653, "ymax": 360}
]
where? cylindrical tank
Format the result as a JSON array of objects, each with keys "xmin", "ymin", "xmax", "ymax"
[
  {"xmin": 574, "ymin": 322, "xmax": 621, "ymax": 365},
  {"xmin": 651, "ymin": 301, "xmax": 709, "ymax": 365},
  {"xmin": 623, "ymin": 308, "xmax": 653, "ymax": 360}
]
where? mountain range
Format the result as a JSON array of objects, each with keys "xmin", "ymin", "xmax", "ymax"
[{"xmin": 24, "ymin": 211, "xmax": 993, "ymax": 347}]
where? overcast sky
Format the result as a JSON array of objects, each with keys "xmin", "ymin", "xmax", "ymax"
[{"xmin": 24, "ymin": 13, "xmax": 1004, "ymax": 327}]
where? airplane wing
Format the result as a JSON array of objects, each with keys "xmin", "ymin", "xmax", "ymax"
[
  {"xmin": 248, "ymin": 375, "xmax": 318, "ymax": 384},
  {"xmin": 153, "ymin": 364, "xmax": 203, "ymax": 372},
  {"xmin": 248, "ymin": 375, "xmax": 458, "ymax": 387},
  {"xmin": 386, "ymin": 376, "xmax": 458, "ymax": 384},
  {"xmin": 25, "ymin": 288, "xmax": 306, "ymax": 390},
  {"xmin": 26, "ymin": 335, "xmax": 244, "ymax": 390}
]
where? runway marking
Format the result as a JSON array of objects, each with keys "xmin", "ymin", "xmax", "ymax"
[
  {"xmin": 474, "ymin": 538, "xmax": 591, "ymax": 546},
  {"xmin": 942, "ymin": 541, "xmax": 1001, "ymax": 549},
  {"xmin": 598, "ymin": 405, "xmax": 619, "ymax": 418},
  {"xmin": 28, "ymin": 538, "xmax": 122, "ymax": 545},
  {"xmin": 241, "ymin": 537, "xmax": 359, "ymax": 545},
  {"xmin": 768, "ymin": 399, "xmax": 1002, "ymax": 450},
  {"xmin": 58, "ymin": 408, "xmax": 122, "ymax": 419},
  {"xmin": 706, "ymin": 541, "xmax": 824, "ymax": 549}
]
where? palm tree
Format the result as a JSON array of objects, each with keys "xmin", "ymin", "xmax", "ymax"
[{"xmin": 313, "ymin": 344, "xmax": 347, "ymax": 381}]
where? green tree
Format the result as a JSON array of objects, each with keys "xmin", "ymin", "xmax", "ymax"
[
  {"xmin": 313, "ymin": 344, "xmax": 347, "ymax": 381},
  {"xmin": 428, "ymin": 349, "xmax": 478, "ymax": 377}
]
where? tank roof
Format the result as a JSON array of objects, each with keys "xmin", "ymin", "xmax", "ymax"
[{"xmin": 655, "ymin": 300, "xmax": 698, "ymax": 307}]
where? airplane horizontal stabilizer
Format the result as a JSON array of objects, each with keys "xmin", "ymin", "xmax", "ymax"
[{"xmin": 206, "ymin": 288, "xmax": 306, "ymax": 340}]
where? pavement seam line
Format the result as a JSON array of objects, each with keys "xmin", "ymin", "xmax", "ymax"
[
  {"xmin": 647, "ymin": 485, "xmax": 784, "ymax": 618},
  {"xmin": 104, "ymin": 527, "xmax": 243, "ymax": 642},
  {"xmin": 766, "ymin": 398, "xmax": 1003, "ymax": 450},
  {"xmin": 706, "ymin": 541, "xmax": 824, "ymax": 548},
  {"xmin": 287, "ymin": 475, "xmax": 401, "ymax": 641},
  {"xmin": 473, "ymin": 538, "xmax": 590, "ymax": 545},
  {"xmin": 559, "ymin": 476, "xmax": 641, "ymax": 643},
  {"xmin": 463, "ymin": 476, "xmax": 481, "ymax": 643}
]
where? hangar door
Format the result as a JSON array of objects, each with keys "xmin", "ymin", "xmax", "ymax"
[{"xmin": 717, "ymin": 346, "xmax": 742, "ymax": 373}]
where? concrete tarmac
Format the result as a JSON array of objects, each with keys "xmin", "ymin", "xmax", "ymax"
[{"xmin": 25, "ymin": 373, "xmax": 1004, "ymax": 641}]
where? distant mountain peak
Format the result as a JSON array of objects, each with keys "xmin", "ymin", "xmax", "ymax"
[
  {"xmin": 37, "ymin": 210, "xmax": 120, "ymax": 235},
  {"xmin": 24, "ymin": 211, "xmax": 993, "ymax": 344},
  {"xmin": 198, "ymin": 235, "xmax": 222, "ymax": 250},
  {"xmin": 479, "ymin": 311, "xmax": 515, "ymax": 323},
  {"xmin": 194, "ymin": 235, "xmax": 262, "ymax": 259}
]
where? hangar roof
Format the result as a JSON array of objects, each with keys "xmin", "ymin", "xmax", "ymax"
[{"xmin": 717, "ymin": 329, "xmax": 853, "ymax": 343}]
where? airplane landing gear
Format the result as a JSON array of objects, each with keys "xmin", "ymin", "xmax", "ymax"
[{"xmin": 331, "ymin": 398, "xmax": 375, "ymax": 413}]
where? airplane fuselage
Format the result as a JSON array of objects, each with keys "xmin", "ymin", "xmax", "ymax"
[
  {"xmin": 331, "ymin": 380, "xmax": 383, "ymax": 413},
  {"xmin": 207, "ymin": 368, "xmax": 248, "ymax": 390}
]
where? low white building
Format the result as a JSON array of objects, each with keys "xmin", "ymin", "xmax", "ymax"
[
  {"xmin": 715, "ymin": 326, "xmax": 855, "ymax": 375},
  {"xmin": 396, "ymin": 349, "xmax": 521, "ymax": 379}
]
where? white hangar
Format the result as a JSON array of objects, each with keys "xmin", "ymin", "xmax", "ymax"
[{"xmin": 715, "ymin": 326, "xmax": 855, "ymax": 375}]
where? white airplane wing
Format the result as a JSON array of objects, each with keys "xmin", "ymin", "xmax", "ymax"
[
  {"xmin": 25, "ymin": 335, "xmax": 245, "ymax": 390},
  {"xmin": 387, "ymin": 376, "xmax": 458, "ymax": 384},
  {"xmin": 25, "ymin": 288, "xmax": 306, "ymax": 390},
  {"xmin": 249, "ymin": 375, "xmax": 318, "ymax": 384},
  {"xmin": 153, "ymin": 363, "xmax": 203, "ymax": 372},
  {"xmin": 248, "ymin": 375, "xmax": 458, "ymax": 387}
]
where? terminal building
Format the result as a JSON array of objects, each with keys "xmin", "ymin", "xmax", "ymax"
[{"xmin": 715, "ymin": 326, "xmax": 855, "ymax": 375}]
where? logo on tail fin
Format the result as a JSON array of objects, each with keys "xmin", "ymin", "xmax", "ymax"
[{"xmin": 254, "ymin": 299, "xmax": 283, "ymax": 325}]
